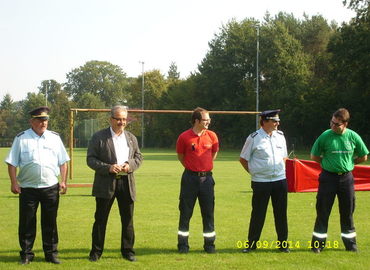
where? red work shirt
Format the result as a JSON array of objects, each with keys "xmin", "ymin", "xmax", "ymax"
[{"xmin": 176, "ymin": 129, "xmax": 219, "ymax": 172}]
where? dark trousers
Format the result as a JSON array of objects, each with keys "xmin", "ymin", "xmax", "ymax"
[
  {"xmin": 178, "ymin": 170, "xmax": 215, "ymax": 248},
  {"xmin": 18, "ymin": 184, "xmax": 60, "ymax": 259},
  {"xmin": 90, "ymin": 176, "xmax": 135, "ymax": 257},
  {"xmin": 248, "ymin": 179, "xmax": 288, "ymax": 248},
  {"xmin": 312, "ymin": 170, "xmax": 356, "ymax": 250}
]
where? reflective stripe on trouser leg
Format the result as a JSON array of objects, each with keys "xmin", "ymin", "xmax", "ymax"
[
  {"xmin": 178, "ymin": 231, "xmax": 189, "ymax": 237},
  {"xmin": 312, "ymin": 232, "xmax": 327, "ymax": 250},
  {"xmin": 341, "ymin": 232, "xmax": 356, "ymax": 238},
  {"xmin": 203, "ymin": 232, "xmax": 216, "ymax": 238},
  {"xmin": 312, "ymin": 232, "xmax": 327, "ymax": 239},
  {"xmin": 341, "ymin": 232, "xmax": 357, "ymax": 250}
]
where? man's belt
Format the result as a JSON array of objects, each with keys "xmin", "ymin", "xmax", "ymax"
[
  {"xmin": 185, "ymin": 169, "xmax": 212, "ymax": 177},
  {"xmin": 115, "ymin": 173, "xmax": 128, "ymax": 179},
  {"xmin": 323, "ymin": 169, "xmax": 350, "ymax": 176}
]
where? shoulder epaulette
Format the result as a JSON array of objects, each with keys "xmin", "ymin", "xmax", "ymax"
[
  {"xmin": 16, "ymin": 131, "xmax": 25, "ymax": 137},
  {"xmin": 250, "ymin": 132, "xmax": 258, "ymax": 138},
  {"xmin": 51, "ymin": 131, "xmax": 60, "ymax": 136},
  {"xmin": 277, "ymin": 130, "xmax": 284, "ymax": 135}
]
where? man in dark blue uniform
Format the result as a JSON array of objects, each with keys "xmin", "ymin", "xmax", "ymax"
[
  {"xmin": 239, "ymin": 110, "xmax": 289, "ymax": 253},
  {"xmin": 5, "ymin": 106, "xmax": 70, "ymax": 264}
]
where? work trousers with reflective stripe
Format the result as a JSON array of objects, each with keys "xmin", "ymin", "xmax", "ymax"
[
  {"xmin": 248, "ymin": 179, "xmax": 288, "ymax": 248},
  {"xmin": 178, "ymin": 170, "xmax": 215, "ymax": 247},
  {"xmin": 19, "ymin": 184, "xmax": 60, "ymax": 259},
  {"xmin": 312, "ymin": 170, "xmax": 356, "ymax": 250}
]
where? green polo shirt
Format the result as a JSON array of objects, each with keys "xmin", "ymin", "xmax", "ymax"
[{"xmin": 311, "ymin": 128, "xmax": 369, "ymax": 173}]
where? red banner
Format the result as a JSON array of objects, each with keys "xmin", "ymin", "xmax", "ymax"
[{"xmin": 286, "ymin": 159, "xmax": 370, "ymax": 192}]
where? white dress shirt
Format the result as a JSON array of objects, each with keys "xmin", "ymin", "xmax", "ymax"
[{"xmin": 110, "ymin": 127, "xmax": 129, "ymax": 166}]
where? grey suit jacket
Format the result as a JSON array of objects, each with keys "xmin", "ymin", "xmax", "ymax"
[{"xmin": 87, "ymin": 127, "xmax": 143, "ymax": 201}]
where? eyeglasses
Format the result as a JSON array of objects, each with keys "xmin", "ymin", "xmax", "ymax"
[
  {"xmin": 111, "ymin": 117, "xmax": 127, "ymax": 122},
  {"xmin": 201, "ymin": 118, "xmax": 211, "ymax": 122},
  {"xmin": 330, "ymin": 120, "xmax": 343, "ymax": 127}
]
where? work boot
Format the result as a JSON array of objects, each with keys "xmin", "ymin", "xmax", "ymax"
[
  {"xmin": 177, "ymin": 235, "xmax": 189, "ymax": 253},
  {"xmin": 203, "ymin": 236, "xmax": 216, "ymax": 253}
]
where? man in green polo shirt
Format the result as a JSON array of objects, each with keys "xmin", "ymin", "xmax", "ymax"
[{"xmin": 310, "ymin": 108, "xmax": 369, "ymax": 253}]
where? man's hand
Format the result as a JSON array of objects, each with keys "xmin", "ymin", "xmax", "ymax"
[
  {"xmin": 60, "ymin": 181, "xmax": 67, "ymax": 195},
  {"xmin": 109, "ymin": 164, "xmax": 123, "ymax": 174},
  {"xmin": 11, "ymin": 182, "xmax": 21, "ymax": 194},
  {"xmin": 121, "ymin": 163, "xmax": 130, "ymax": 173},
  {"xmin": 8, "ymin": 164, "xmax": 20, "ymax": 194}
]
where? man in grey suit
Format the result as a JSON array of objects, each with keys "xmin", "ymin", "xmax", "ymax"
[{"xmin": 87, "ymin": 105, "xmax": 143, "ymax": 262}]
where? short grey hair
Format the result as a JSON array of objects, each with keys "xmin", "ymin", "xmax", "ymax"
[{"xmin": 111, "ymin": 105, "xmax": 128, "ymax": 117}]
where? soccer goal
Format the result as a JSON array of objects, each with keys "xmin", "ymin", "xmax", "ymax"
[{"xmin": 68, "ymin": 108, "xmax": 259, "ymax": 181}]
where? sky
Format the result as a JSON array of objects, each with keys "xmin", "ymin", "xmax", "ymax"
[{"xmin": 0, "ymin": 0, "xmax": 355, "ymax": 101}]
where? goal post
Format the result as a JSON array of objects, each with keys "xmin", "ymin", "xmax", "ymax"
[{"xmin": 68, "ymin": 108, "xmax": 259, "ymax": 180}]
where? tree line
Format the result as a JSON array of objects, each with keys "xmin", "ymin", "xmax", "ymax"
[{"xmin": 1, "ymin": 0, "xmax": 369, "ymax": 150}]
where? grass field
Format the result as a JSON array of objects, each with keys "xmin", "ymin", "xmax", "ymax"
[{"xmin": 0, "ymin": 148, "xmax": 369, "ymax": 270}]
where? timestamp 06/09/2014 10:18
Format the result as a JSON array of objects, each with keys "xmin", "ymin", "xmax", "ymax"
[{"xmin": 236, "ymin": 240, "xmax": 340, "ymax": 250}]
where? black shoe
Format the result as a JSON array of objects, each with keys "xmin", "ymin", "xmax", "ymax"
[
  {"xmin": 346, "ymin": 246, "xmax": 358, "ymax": 252},
  {"xmin": 89, "ymin": 253, "xmax": 101, "ymax": 262},
  {"xmin": 279, "ymin": 247, "xmax": 290, "ymax": 253},
  {"xmin": 45, "ymin": 256, "xmax": 61, "ymax": 264},
  {"xmin": 122, "ymin": 253, "xmax": 136, "ymax": 262},
  {"xmin": 312, "ymin": 248, "xmax": 321, "ymax": 254},
  {"xmin": 242, "ymin": 248, "xmax": 254, "ymax": 253},
  {"xmin": 204, "ymin": 246, "xmax": 216, "ymax": 254},
  {"xmin": 178, "ymin": 246, "xmax": 189, "ymax": 254},
  {"xmin": 20, "ymin": 256, "xmax": 34, "ymax": 265}
]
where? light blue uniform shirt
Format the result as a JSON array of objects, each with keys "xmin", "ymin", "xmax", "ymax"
[
  {"xmin": 240, "ymin": 128, "xmax": 288, "ymax": 182},
  {"xmin": 5, "ymin": 128, "xmax": 70, "ymax": 188}
]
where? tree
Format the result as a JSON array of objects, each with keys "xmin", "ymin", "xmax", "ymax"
[
  {"xmin": 48, "ymin": 91, "xmax": 71, "ymax": 143},
  {"xmin": 197, "ymin": 19, "xmax": 259, "ymax": 111},
  {"xmin": 129, "ymin": 69, "xmax": 168, "ymax": 109},
  {"xmin": 261, "ymin": 19, "xmax": 311, "ymax": 112},
  {"xmin": 343, "ymin": 0, "xmax": 370, "ymax": 21},
  {"xmin": 0, "ymin": 94, "xmax": 24, "ymax": 143},
  {"xmin": 327, "ymin": 10, "xmax": 370, "ymax": 143},
  {"xmin": 128, "ymin": 69, "xmax": 168, "ymax": 146},
  {"xmin": 194, "ymin": 17, "xmax": 313, "ymax": 146},
  {"xmin": 71, "ymin": 92, "xmax": 109, "ymax": 147},
  {"xmin": 22, "ymin": 92, "xmax": 46, "ymax": 116},
  {"xmin": 74, "ymin": 93, "xmax": 106, "ymax": 120},
  {"xmin": 167, "ymin": 62, "xmax": 180, "ymax": 81},
  {"xmin": 0, "ymin": 109, "xmax": 6, "ymax": 139},
  {"xmin": 13, "ymin": 92, "xmax": 46, "ymax": 132},
  {"xmin": 0, "ymin": 94, "xmax": 14, "ymax": 140},
  {"xmin": 151, "ymin": 76, "xmax": 201, "ymax": 147},
  {"xmin": 0, "ymin": 93, "xmax": 14, "ymax": 111},
  {"xmin": 64, "ymin": 60, "xmax": 131, "ymax": 107},
  {"xmin": 38, "ymin": 79, "xmax": 63, "ymax": 105},
  {"xmin": 299, "ymin": 15, "xmax": 335, "ymax": 56},
  {"xmin": 159, "ymin": 14, "xmax": 338, "ymax": 148}
]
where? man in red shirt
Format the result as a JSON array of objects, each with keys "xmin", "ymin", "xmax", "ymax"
[{"xmin": 176, "ymin": 107, "xmax": 219, "ymax": 254}]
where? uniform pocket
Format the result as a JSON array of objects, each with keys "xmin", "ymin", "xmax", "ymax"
[{"xmin": 20, "ymin": 149, "xmax": 35, "ymax": 162}]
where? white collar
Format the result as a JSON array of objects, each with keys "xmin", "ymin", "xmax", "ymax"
[{"xmin": 110, "ymin": 127, "xmax": 125, "ymax": 138}]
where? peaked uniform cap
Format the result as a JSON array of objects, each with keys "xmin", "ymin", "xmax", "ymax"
[
  {"xmin": 29, "ymin": 106, "xmax": 50, "ymax": 120},
  {"xmin": 259, "ymin": 109, "xmax": 281, "ymax": 121}
]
